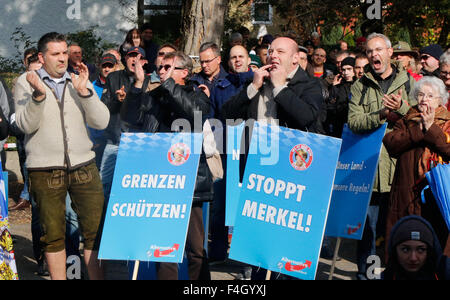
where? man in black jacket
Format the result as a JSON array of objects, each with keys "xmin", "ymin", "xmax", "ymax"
[
  {"xmin": 221, "ymin": 37, "xmax": 325, "ymax": 279},
  {"xmin": 221, "ymin": 37, "xmax": 324, "ymax": 181},
  {"xmin": 126, "ymin": 51, "xmax": 212, "ymax": 280},
  {"xmin": 100, "ymin": 46, "xmax": 151, "ymax": 203}
]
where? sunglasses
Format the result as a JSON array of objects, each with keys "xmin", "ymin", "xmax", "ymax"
[
  {"xmin": 420, "ymin": 55, "xmax": 431, "ymax": 60},
  {"xmin": 158, "ymin": 64, "xmax": 185, "ymax": 71}
]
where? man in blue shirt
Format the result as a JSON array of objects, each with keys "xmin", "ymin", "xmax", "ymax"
[{"xmin": 191, "ymin": 42, "xmax": 228, "ymax": 96}]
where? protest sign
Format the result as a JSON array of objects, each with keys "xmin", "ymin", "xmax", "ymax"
[
  {"xmin": 99, "ymin": 132, "xmax": 202, "ymax": 263},
  {"xmin": 225, "ymin": 122, "xmax": 245, "ymax": 226},
  {"xmin": 229, "ymin": 122, "xmax": 342, "ymax": 280},
  {"xmin": 325, "ymin": 124, "xmax": 387, "ymax": 239},
  {"xmin": 0, "ymin": 168, "xmax": 18, "ymax": 280}
]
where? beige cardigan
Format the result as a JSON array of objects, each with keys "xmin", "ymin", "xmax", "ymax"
[{"xmin": 14, "ymin": 71, "xmax": 110, "ymax": 170}]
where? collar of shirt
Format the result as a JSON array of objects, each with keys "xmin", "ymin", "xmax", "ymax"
[{"xmin": 36, "ymin": 68, "xmax": 72, "ymax": 101}]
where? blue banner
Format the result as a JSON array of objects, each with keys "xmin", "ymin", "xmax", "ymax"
[
  {"xmin": 229, "ymin": 122, "xmax": 342, "ymax": 280},
  {"xmin": 225, "ymin": 123, "xmax": 245, "ymax": 226},
  {"xmin": 99, "ymin": 132, "xmax": 202, "ymax": 263},
  {"xmin": 325, "ymin": 124, "xmax": 387, "ymax": 239},
  {"xmin": 0, "ymin": 167, "xmax": 18, "ymax": 280}
]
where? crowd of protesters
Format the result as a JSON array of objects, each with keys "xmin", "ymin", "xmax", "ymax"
[{"xmin": 1, "ymin": 23, "xmax": 449, "ymax": 280}]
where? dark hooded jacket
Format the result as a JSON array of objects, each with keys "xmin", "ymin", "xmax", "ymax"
[{"xmin": 382, "ymin": 215, "xmax": 450, "ymax": 280}]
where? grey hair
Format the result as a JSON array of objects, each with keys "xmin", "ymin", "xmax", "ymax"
[
  {"xmin": 440, "ymin": 51, "xmax": 450, "ymax": 66},
  {"xmin": 366, "ymin": 32, "xmax": 392, "ymax": 49},
  {"xmin": 164, "ymin": 51, "xmax": 193, "ymax": 78},
  {"xmin": 199, "ymin": 42, "xmax": 221, "ymax": 57},
  {"xmin": 410, "ymin": 76, "xmax": 449, "ymax": 106}
]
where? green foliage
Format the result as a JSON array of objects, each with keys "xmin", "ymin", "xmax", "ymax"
[
  {"xmin": 0, "ymin": 27, "xmax": 36, "ymax": 73},
  {"xmin": 0, "ymin": 73, "xmax": 19, "ymax": 91},
  {"xmin": 0, "ymin": 26, "xmax": 117, "ymax": 73},
  {"xmin": 321, "ymin": 26, "xmax": 343, "ymax": 46}
]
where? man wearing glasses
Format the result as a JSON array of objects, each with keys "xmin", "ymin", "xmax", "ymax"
[
  {"xmin": 191, "ymin": 42, "xmax": 228, "ymax": 96},
  {"xmin": 347, "ymin": 32, "xmax": 417, "ymax": 280},
  {"xmin": 419, "ymin": 44, "xmax": 444, "ymax": 78},
  {"xmin": 150, "ymin": 43, "xmax": 178, "ymax": 83},
  {"xmin": 125, "ymin": 51, "xmax": 212, "ymax": 280}
]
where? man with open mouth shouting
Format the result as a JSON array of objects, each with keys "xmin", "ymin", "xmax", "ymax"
[{"xmin": 347, "ymin": 33, "xmax": 417, "ymax": 280}]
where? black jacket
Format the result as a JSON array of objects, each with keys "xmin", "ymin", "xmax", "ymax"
[
  {"xmin": 220, "ymin": 66, "xmax": 324, "ymax": 181},
  {"xmin": 221, "ymin": 66, "xmax": 324, "ymax": 132},
  {"xmin": 124, "ymin": 78, "xmax": 214, "ymax": 203},
  {"xmin": 382, "ymin": 215, "xmax": 450, "ymax": 280},
  {"xmin": 101, "ymin": 69, "xmax": 152, "ymax": 145},
  {"xmin": 325, "ymin": 79, "xmax": 354, "ymax": 138}
]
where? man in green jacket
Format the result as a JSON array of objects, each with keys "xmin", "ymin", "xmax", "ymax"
[{"xmin": 347, "ymin": 32, "xmax": 416, "ymax": 280}]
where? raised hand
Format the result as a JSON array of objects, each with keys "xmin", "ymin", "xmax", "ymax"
[
  {"xmin": 134, "ymin": 54, "xmax": 145, "ymax": 89},
  {"xmin": 198, "ymin": 84, "xmax": 210, "ymax": 97},
  {"xmin": 252, "ymin": 64, "xmax": 272, "ymax": 90},
  {"xmin": 383, "ymin": 88, "xmax": 402, "ymax": 111},
  {"xmin": 115, "ymin": 85, "xmax": 126, "ymax": 102},
  {"xmin": 26, "ymin": 71, "xmax": 46, "ymax": 101},
  {"xmin": 420, "ymin": 103, "xmax": 435, "ymax": 131},
  {"xmin": 70, "ymin": 62, "xmax": 90, "ymax": 96}
]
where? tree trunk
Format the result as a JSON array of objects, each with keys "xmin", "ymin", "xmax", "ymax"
[{"xmin": 181, "ymin": 0, "xmax": 229, "ymax": 56}]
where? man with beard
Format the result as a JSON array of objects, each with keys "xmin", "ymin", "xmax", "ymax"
[{"xmin": 348, "ymin": 32, "xmax": 416, "ymax": 280}]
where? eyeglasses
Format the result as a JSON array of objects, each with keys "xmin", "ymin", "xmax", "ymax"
[
  {"xmin": 365, "ymin": 47, "xmax": 387, "ymax": 56},
  {"xmin": 101, "ymin": 63, "xmax": 115, "ymax": 69},
  {"xmin": 158, "ymin": 64, "xmax": 185, "ymax": 71},
  {"xmin": 417, "ymin": 92, "xmax": 440, "ymax": 101},
  {"xmin": 158, "ymin": 51, "xmax": 169, "ymax": 57},
  {"xmin": 440, "ymin": 71, "xmax": 450, "ymax": 77},
  {"xmin": 200, "ymin": 56, "xmax": 219, "ymax": 65}
]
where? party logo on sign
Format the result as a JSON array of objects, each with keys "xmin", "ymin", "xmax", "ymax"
[
  {"xmin": 147, "ymin": 244, "xmax": 180, "ymax": 258},
  {"xmin": 279, "ymin": 257, "xmax": 312, "ymax": 274},
  {"xmin": 168, "ymin": 143, "xmax": 190, "ymax": 166},
  {"xmin": 289, "ymin": 144, "xmax": 313, "ymax": 171}
]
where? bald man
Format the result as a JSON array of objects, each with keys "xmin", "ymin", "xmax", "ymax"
[
  {"xmin": 222, "ymin": 37, "xmax": 323, "ymax": 132},
  {"xmin": 221, "ymin": 37, "xmax": 324, "ymax": 279},
  {"xmin": 208, "ymin": 44, "xmax": 254, "ymax": 264},
  {"xmin": 210, "ymin": 45, "xmax": 254, "ymax": 118}
]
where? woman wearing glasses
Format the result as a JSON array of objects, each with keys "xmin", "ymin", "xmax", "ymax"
[{"xmin": 383, "ymin": 76, "xmax": 450, "ymax": 258}]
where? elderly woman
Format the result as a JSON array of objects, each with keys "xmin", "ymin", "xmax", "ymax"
[{"xmin": 383, "ymin": 76, "xmax": 450, "ymax": 257}]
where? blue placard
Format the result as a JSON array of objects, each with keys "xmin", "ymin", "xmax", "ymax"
[
  {"xmin": 325, "ymin": 124, "xmax": 387, "ymax": 239},
  {"xmin": 225, "ymin": 123, "xmax": 245, "ymax": 226},
  {"xmin": 99, "ymin": 132, "xmax": 202, "ymax": 263},
  {"xmin": 229, "ymin": 122, "xmax": 342, "ymax": 280}
]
